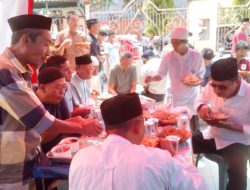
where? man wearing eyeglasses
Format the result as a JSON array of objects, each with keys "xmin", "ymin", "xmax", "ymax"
[
  {"xmin": 193, "ymin": 57, "xmax": 250, "ymax": 190},
  {"xmin": 145, "ymin": 27, "xmax": 205, "ymax": 113}
]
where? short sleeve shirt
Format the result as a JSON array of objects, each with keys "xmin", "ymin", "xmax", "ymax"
[{"xmin": 108, "ymin": 64, "xmax": 137, "ymax": 94}]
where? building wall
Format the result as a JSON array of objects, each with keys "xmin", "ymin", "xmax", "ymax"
[{"xmin": 188, "ymin": 0, "xmax": 219, "ymax": 51}]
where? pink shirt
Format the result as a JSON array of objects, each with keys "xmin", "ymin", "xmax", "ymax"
[{"xmin": 231, "ymin": 29, "xmax": 248, "ymax": 53}]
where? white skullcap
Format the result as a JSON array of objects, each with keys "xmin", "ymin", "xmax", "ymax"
[
  {"xmin": 91, "ymin": 56, "xmax": 99, "ymax": 66},
  {"xmin": 171, "ymin": 27, "xmax": 188, "ymax": 40}
]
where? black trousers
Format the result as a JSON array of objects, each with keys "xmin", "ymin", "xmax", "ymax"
[
  {"xmin": 192, "ymin": 132, "xmax": 250, "ymax": 190},
  {"xmin": 141, "ymin": 90, "xmax": 165, "ymax": 102}
]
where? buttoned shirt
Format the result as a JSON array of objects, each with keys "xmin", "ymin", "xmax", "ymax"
[
  {"xmin": 158, "ymin": 49, "xmax": 205, "ymax": 109},
  {"xmin": 70, "ymin": 73, "xmax": 90, "ymax": 106},
  {"xmin": 141, "ymin": 57, "xmax": 167, "ymax": 95},
  {"xmin": 69, "ymin": 135, "xmax": 207, "ymax": 190},
  {"xmin": 0, "ymin": 48, "xmax": 55, "ymax": 184},
  {"xmin": 194, "ymin": 79, "xmax": 250, "ymax": 149},
  {"xmin": 64, "ymin": 83, "xmax": 74, "ymax": 112},
  {"xmin": 55, "ymin": 29, "xmax": 87, "ymax": 68}
]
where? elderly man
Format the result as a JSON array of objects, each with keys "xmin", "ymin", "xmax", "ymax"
[
  {"xmin": 69, "ymin": 93, "xmax": 207, "ymax": 190},
  {"xmin": 108, "ymin": 52, "xmax": 137, "ymax": 95},
  {"xmin": 193, "ymin": 57, "xmax": 250, "ymax": 190},
  {"xmin": 70, "ymin": 55, "xmax": 94, "ymax": 105},
  {"xmin": 44, "ymin": 55, "xmax": 91, "ymax": 117},
  {"xmin": 145, "ymin": 27, "xmax": 205, "ymax": 112},
  {"xmin": 54, "ymin": 11, "xmax": 89, "ymax": 69},
  {"xmin": 231, "ymin": 17, "xmax": 250, "ymax": 55},
  {"xmin": 141, "ymin": 50, "xmax": 167, "ymax": 102},
  {"xmin": 0, "ymin": 14, "xmax": 100, "ymax": 189}
]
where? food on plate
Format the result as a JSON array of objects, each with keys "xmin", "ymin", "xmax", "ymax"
[
  {"xmin": 51, "ymin": 144, "xmax": 72, "ymax": 158},
  {"xmin": 157, "ymin": 126, "xmax": 191, "ymax": 142},
  {"xmin": 151, "ymin": 111, "xmax": 178, "ymax": 125},
  {"xmin": 208, "ymin": 112, "xmax": 229, "ymax": 121},
  {"xmin": 141, "ymin": 136, "xmax": 160, "ymax": 147},
  {"xmin": 238, "ymin": 70, "xmax": 248, "ymax": 77},
  {"xmin": 63, "ymin": 138, "xmax": 78, "ymax": 144},
  {"xmin": 182, "ymin": 76, "xmax": 201, "ymax": 85},
  {"xmin": 54, "ymin": 146, "xmax": 70, "ymax": 153},
  {"xmin": 60, "ymin": 137, "xmax": 80, "ymax": 153}
]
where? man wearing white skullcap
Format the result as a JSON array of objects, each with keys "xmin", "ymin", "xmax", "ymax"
[{"xmin": 145, "ymin": 27, "xmax": 205, "ymax": 113}]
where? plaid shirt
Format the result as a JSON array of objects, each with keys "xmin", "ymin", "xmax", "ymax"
[{"xmin": 0, "ymin": 48, "xmax": 55, "ymax": 184}]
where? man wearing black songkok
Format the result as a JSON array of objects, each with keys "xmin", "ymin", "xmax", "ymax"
[
  {"xmin": 193, "ymin": 57, "xmax": 250, "ymax": 190},
  {"xmin": 0, "ymin": 14, "xmax": 100, "ymax": 189},
  {"xmin": 69, "ymin": 93, "xmax": 207, "ymax": 190}
]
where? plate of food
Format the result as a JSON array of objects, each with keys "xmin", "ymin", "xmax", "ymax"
[
  {"xmin": 157, "ymin": 126, "xmax": 191, "ymax": 142},
  {"xmin": 151, "ymin": 110, "xmax": 178, "ymax": 126},
  {"xmin": 182, "ymin": 76, "xmax": 202, "ymax": 86},
  {"xmin": 46, "ymin": 144, "xmax": 72, "ymax": 163},
  {"xmin": 141, "ymin": 136, "xmax": 160, "ymax": 147}
]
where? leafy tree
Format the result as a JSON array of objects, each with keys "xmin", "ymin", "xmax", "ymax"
[{"xmin": 233, "ymin": 0, "xmax": 250, "ymax": 5}]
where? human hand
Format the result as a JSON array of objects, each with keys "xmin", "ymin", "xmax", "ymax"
[
  {"xmin": 198, "ymin": 104, "xmax": 213, "ymax": 121},
  {"xmin": 72, "ymin": 106, "xmax": 92, "ymax": 118},
  {"xmin": 159, "ymin": 138, "xmax": 175, "ymax": 156},
  {"xmin": 62, "ymin": 39, "xmax": 72, "ymax": 48},
  {"xmin": 144, "ymin": 76, "xmax": 152, "ymax": 83},
  {"xmin": 80, "ymin": 118, "xmax": 103, "ymax": 136}
]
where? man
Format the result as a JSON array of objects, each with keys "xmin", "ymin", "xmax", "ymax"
[
  {"xmin": 106, "ymin": 30, "xmax": 120, "ymax": 71},
  {"xmin": 70, "ymin": 55, "xmax": 94, "ymax": 105},
  {"xmin": 193, "ymin": 57, "xmax": 250, "ymax": 190},
  {"xmin": 145, "ymin": 27, "xmax": 205, "ymax": 112},
  {"xmin": 86, "ymin": 19, "xmax": 102, "ymax": 71},
  {"xmin": 88, "ymin": 56, "xmax": 102, "ymax": 97},
  {"xmin": 234, "ymin": 40, "xmax": 250, "ymax": 82},
  {"xmin": 200, "ymin": 48, "xmax": 215, "ymax": 87},
  {"xmin": 44, "ymin": 55, "xmax": 91, "ymax": 117},
  {"xmin": 231, "ymin": 17, "xmax": 250, "ymax": 55},
  {"xmin": 141, "ymin": 50, "xmax": 167, "ymax": 102},
  {"xmin": 54, "ymin": 11, "xmax": 89, "ymax": 69},
  {"xmin": 108, "ymin": 52, "xmax": 137, "ymax": 95},
  {"xmin": 0, "ymin": 14, "xmax": 100, "ymax": 189},
  {"xmin": 69, "ymin": 93, "xmax": 207, "ymax": 190}
]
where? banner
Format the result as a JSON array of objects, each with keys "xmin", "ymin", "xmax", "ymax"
[{"xmin": 0, "ymin": 0, "xmax": 33, "ymax": 52}]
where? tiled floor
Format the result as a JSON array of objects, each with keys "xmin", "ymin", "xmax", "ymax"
[{"xmin": 197, "ymin": 156, "xmax": 250, "ymax": 190}]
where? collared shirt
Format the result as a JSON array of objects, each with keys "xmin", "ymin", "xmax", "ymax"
[
  {"xmin": 0, "ymin": 48, "xmax": 55, "ymax": 183},
  {"xmin": 69, "ymin": 135, "xmax": 207, "ymax": 190},
  {"xmin": 105, "ymin": 42, "xmax": 120, "ymax": 67},
  {"xmin": 141, "ymin": 57, "xmax": 167, "ymax": 95},
  {"xmin": 194, "ymin": 79, "xmax": 250, "ymax": 149},
  {"xmin": 108, "ymin": 64, "xmax": 137, "ymax": 94},
  {"xmin": 158, "ymin": 49, "xmax": 205, "ymax": 108},
  {"xmin": 70, "ymin": 72, "xmax": 90, "ymax": 106},
  {"xmin": 64, "ymin": 83, "xmax": 74, "ymax": 112},
  {"xmin": 55, "ymin": 29, "xmax": 87, "ymax": 68}
]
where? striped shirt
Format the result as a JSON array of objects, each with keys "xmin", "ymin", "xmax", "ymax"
[{"xmin": 0, "ymin": 48, "xmax": 55, "ymax": 184}]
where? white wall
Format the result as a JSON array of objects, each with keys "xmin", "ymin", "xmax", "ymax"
[
  {"xmin": 188, "ymin": 0, "xmax": 219, "ymax": 51},
  {"xmin": 0, "ymin": 0, "xmax": 29, "ymax": 52}
]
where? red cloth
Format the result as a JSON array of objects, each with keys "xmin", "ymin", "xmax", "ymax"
[{"xmin": 239, "ymin": 59, "xmax": 250, "ymax": 71}]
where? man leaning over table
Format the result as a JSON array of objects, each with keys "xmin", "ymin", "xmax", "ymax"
[
  {"xmin": 193, "ymin": 57, "xmax": 250, "ymax": 190},
  {"xmin": 44, "ymin": 55, "xmax": 92, "ymax": 118},
  {"xmin": 69, "ymin": 93, "xmax": 207, "ymax": 190},
  {"xmin": 0, "ymin": 14, "xmax": 101, "ymax": 190},
  {"xmin": 145, "ymin": 27, "xmax": 205, "ymax": 113}
]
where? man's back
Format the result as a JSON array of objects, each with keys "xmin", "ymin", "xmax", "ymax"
[{"xmin": 69, "ymin": 135, "xmax": 206, "ymax": 190}]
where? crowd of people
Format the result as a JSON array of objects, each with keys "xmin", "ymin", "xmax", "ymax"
[{"xmin": 1, "ymin": 11, "xmax": 250, "ymax": 190}]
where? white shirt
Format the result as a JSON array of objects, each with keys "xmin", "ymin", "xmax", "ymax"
[
  {"xmin": 158, "ymin": 49, "xmax": 205, "ymax": 108},
  {"xmin": 141, "ymin": 57, "xmax": 167, "ymax": 94},
  {"xmin": 70, "ymin": 72, "xmax": 90, "ymax": 105},
  {"xmin": 64, "ymin": 83, "xmax": 74, "ymax": 112},
  {"xmin": 106, "ymin": 42, "xmax": 120, "ymax": 67},
  {"xmin": 194, "ymin": 79, "xmax": 250, "ymax": 149},
  {"xmin": 69, "ymin": 135, "xmax": 207, "ymax": 190}
]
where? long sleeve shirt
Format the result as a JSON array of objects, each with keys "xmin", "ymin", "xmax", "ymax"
[
  {"xmin": 69, "ymin": 135, "xmax": 207, "ymax": 190},
  {"xmin": 194, "ymin": 79, "xmax": 250, "ymax": 149}
]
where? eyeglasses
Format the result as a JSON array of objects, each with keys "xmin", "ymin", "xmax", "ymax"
[
  {"xmin": 209, "ymin": 82, "xmax": 229, "ymax": 90},
  {"xmin": 54, "ymin": 84, "xmax": 68, "ymax": 92}
]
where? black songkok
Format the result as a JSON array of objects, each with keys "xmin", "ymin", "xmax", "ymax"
[
  {"xmin": 211, "ymin": 58, "xmax": 238, "ymax": 81},
  {"xmin": 100, "ymin": 93, "xmax": 143, "ymax": 128},
  {"xmin": 38, "ymin": 67, "xmax": 64, "ymax": 84},
  {"xmin": 75, "ymin": 55, "xmax": 92, "ymax": 65},
  {"xmin": 8, "ymin": 14, "xmax": 52, "ymax": 32}
]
